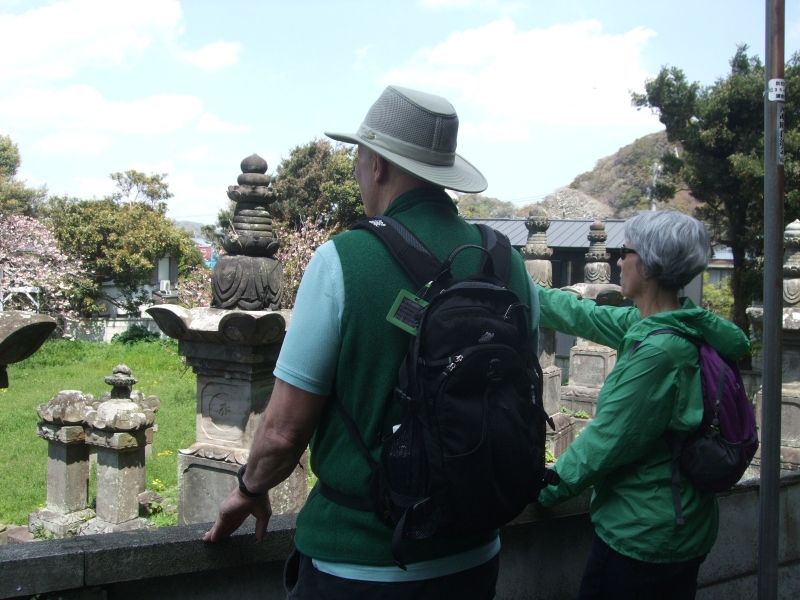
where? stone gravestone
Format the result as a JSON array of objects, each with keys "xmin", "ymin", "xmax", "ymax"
[
  {"xmin": 78, "ymin": 364, "xmax": 159, "ymax": 534},
  {"xmin": 29, "ymin": 390, "xmax": 95, "ymax": 537},
  {"xmin": 559, "ymin": 220, "xmax": 623, "ymax": 417},
  {"xmin": 749, "ymin": 219, "xmax": 800, "ymax": 470},
  {"xmin": 148, "ymin": 154, "xmax": 307, "ymax": 525}
]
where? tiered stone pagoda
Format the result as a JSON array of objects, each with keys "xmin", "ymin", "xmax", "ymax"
[
  {"xmin": 212, "ymin": 153, "xmax": 282, "ymax": 310},
  {"xmin": 560, "ymin": 220, "xmax": 623, "ymax": 417},
  {"xmin": 522, "ymin": 206, "xmax": 561, "ymax": 416},
  {"xmin": 148, "ymin": 154, "xmax": 306, "ymax": 525}
]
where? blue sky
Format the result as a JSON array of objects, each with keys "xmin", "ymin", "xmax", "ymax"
[{"xmin": 1, "ymin": 0, "xmax": 798, "ymax": 224}]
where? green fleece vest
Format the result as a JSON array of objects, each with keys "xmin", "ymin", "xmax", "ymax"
[{"xmin": 294, "ymin": 188, "xmax": 534, "ymax": 565}]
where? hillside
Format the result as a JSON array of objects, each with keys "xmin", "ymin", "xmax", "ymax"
[
  {"xmin": 173, "ymin": 220, "xmax": 207, "ymax": 240},
  {"xmin": 455, "ymin": 131, "xmax": 697, "ymax": 221},
  {"xmin": 567, "ymin": 131, "xmax": 695, "ymax": 217}
]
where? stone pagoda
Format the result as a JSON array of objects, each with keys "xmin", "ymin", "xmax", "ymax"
[
  {"xmin": 560, "ymin": 220, "xmax": 623, "ymax": 417},
  {"xmin": 148, "ymin": 154, "xmax": 306, "ymax": 525}
]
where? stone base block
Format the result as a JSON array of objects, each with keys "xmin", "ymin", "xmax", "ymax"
[
  {"xmin": 29, "ymin": 508, "xmax": 95, "ymax": 539},
  {"xmin": 0, "ymin": 523, "xmax": 6, "ymax": 545},
  {"xmin": 546, "ymin": 413, "xmax": 574, "ymax": 459},
  {"xmin": 567, "ymin": 345, "xmax": 616, "ymax": 388},
  {"xmin": 541, "ymin": 365, "xmax": 562, "ymax": 416},
  {"xmin": 78, "ymin": 516, "xmax": 154, "ymax": 536},
  {"xmin": 177, "ymin": 451, "xmax": 309, "ymax": 525},
  {"xmin": 778, "ymin": 446, "xmax": 800, "ymax": 471},
  {"xmin": 6, "ymin": 526, "xmax": 34, "ymax": 544},
  {"xmin": 560, "ymin": 385, "xmax": 599, "ymax": 417}
]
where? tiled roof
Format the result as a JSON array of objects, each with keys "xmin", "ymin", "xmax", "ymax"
[{"xmin": 468, "ymin": 218, "xmax": 627, "ymax": 249}]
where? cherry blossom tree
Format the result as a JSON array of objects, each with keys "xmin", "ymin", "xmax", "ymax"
[{"xmin": 0, "ymin": 214, "xmax": 92, "ymax": 324}]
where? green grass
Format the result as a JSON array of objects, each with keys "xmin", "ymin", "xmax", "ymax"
[{"xmin": 0, "ymin": 339, "xmax": 196, "ymax": 526}]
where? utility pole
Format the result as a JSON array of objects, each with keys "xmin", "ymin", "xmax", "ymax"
[{"xmin": 758, "ymin": 0, "xmax": 784, "ymax": 598}]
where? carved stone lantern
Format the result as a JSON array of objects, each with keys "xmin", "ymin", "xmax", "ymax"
[
  {"xmin": 29, "ymin": 390, "xmax": 95, "ymax": 537},
  {"xmin": 78, "ymin": 364, "xmax": 159, "ymax": 534}
]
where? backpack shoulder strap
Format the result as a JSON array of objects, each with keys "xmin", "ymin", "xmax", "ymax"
[
  {"xmin": 353, "ymin": 216, "xmax": 442, "ymax": 291},
  {"xmin": 476, "ymin": 224, "xmax": 512, "ymax": 284}
]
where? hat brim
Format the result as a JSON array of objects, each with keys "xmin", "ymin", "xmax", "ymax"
[{"xmin": 325, "ymin": 130, "xmax": 487, "ymax": 194}]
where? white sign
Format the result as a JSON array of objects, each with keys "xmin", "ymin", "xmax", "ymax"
[{"xmin": 768, "ymin": 78, "xmax": 786, "ymax": 102}]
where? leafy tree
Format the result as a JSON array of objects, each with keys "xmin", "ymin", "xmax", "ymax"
[
  {"xmin": 456, "ymin": 194, "xmax": 517, "ymax": 218},
  {"xmin": 632, "ymin": 46, "xmax": 800, "ymax": 331},
  {"xmin": 109, "ymin": 170, "xmax": 173, "ymax": 213},
  {"xmin": 270, "ymin": 139, "xmax": 363, "ymax": 230},
  {"xmin": 702, "ymin": 272, "xmax": 734, "ymax": 320},
  {"xmin": 44, "ymin": 171, "xmax": 202, "ymax": 315},
  {"xmin": 0, "ymin": 135, "xmax": 47, "ymax": 216}
]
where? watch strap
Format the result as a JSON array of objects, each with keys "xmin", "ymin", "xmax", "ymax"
[{"xmin": 236, "ymin": 464, "xmax": 265, "ymax": 498}]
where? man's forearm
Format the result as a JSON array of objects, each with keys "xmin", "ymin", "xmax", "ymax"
[{"xmin": 241, "ymin": 378, "xmax": 327, "ymax": 494}]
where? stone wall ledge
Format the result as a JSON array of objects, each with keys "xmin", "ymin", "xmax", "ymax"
[
  {"xmin": 0, "ymin": 514, "xmax": 296, "ymax": 599},
  {"xmin": 2, "ymin": 473, "xmax": 800, "ymax": 599}
]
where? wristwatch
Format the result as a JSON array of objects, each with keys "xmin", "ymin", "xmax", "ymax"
[{"xmin": 236, "ymin": 464, "xmax": 265, "ymax": 498}]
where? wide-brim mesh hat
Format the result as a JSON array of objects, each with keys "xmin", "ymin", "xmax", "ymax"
[{"xmin": 326, "ymin": 85, "xmax": 487, "ymax": 193}]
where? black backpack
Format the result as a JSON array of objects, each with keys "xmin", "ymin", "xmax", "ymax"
[{"xmin": 319, "ymin": 216, "xmax": 558, "ymax": 567}]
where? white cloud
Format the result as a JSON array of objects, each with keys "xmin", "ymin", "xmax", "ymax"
[
  {"xmin": 384, "ymin": 18, "xmax": 661, "ymax": 141},
  {"xmin": 0, "ymin": 85, "xmax": 206, "ymax": 135},
  {"xmin": 4, "ymin": 83, "xmax": 246, "ymax": 134},
  {"xmin": 196, "ymin": 114, "xmax": 250, "ymax": 134},
  {"xmin": 0, "ymin": 0, "xmax": 182, "ymax": 84},
  {"xmin": 166, "ymin": 171, "xmax": 230, "ymax": 222},
  {"xmin": 177, "ymin": 41, "xmax": 242, "ymax": 71},
  {"xmin": 33, "ymin": 130, "xmax": 108, "ymax": 156},
  {"xmin": 181, "ymin": 145, "xmax": 214, "ymax": 162},
  {"xmin": 63, "ymin": 175, "xmax": 116, "ymax": 200}
]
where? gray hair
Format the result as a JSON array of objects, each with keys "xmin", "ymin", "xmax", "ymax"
[{"xmin": 624, "ymin": 210, "xmax": 711, "ymax": 290}]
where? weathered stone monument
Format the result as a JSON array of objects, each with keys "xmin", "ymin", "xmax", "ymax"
[
  {"xmin": 78, "ymin": 364, "xmax": 159, "ymax": 534},
  {"xmin": 0, "ymin": 311, "xmax": 56, "ymax": 388},
  {"xmin": 30, "ymin": 390, "xmax": 95, "ymax": 537},
  {"xmin": 522, "ymin": 206, "xmax": 562, "ymax": 416},
  {"xmin": 212, "ymin": 153, "xmax": 282, "ymax": 310},
  {"xmin": 559, "ymin": 220, "xmax": 623, "ymax": 417},
  {"xmin": 749, "ymin": 219, "xmax": 800, "ymax": 470},
  {"xmin": 148, "ymin": 154, "xmax": 307, "ymax": 525}
]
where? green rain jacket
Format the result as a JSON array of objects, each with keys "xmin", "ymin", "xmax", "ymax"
[{"xmin": 537, "ymin": 286, "xmax": 750, "ymax": 563}]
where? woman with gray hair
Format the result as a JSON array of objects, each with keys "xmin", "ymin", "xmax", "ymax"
[{"xmin": 537, "ymin": 210, "xmax": 750, "ymax": 599}]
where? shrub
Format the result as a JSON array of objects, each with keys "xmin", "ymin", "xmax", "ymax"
[{"xmin": 111, "ymin": 324, "xmax": 160, "ymax": 344}]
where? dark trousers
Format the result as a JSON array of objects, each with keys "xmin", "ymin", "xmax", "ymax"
[
  {"xmin": 578, "ymin": 534, "xmax": 705, "ymax": 600},
  {"xmin": 284, "ymin": 548, "xmax": 499, "ymax": 600}
]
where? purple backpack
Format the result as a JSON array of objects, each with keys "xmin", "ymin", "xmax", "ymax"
[{"xmin": 642, "ymin": 329, "xmax": 759, "ymax": 524}]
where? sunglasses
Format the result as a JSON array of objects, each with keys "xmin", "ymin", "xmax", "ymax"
[{"xmin": 619, "ymin": 245, "xmax": 638, "ymax": 258}]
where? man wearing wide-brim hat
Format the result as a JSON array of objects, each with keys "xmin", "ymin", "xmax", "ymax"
[{"xmin": 204, "ymin": 85, "xmax": 540, "ymax": 599}]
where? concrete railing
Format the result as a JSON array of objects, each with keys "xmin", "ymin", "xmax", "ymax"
[{"xmin": 2, "ymin": 473, "xmax": 800, "ymax": 600}]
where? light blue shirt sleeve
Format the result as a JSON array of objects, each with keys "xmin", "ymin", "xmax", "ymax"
[
  {"xmin": 528, "ymin": 277, "xmax": 540, "ymax": 355},
  {"xmin": 274, "ymin": 241, "xmax": 343, "ymax": 395}
]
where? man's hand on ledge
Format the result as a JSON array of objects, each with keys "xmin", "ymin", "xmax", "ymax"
[{"xmin": 203, "ymin": 489, "xmax": 272, "ymax": 543}]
